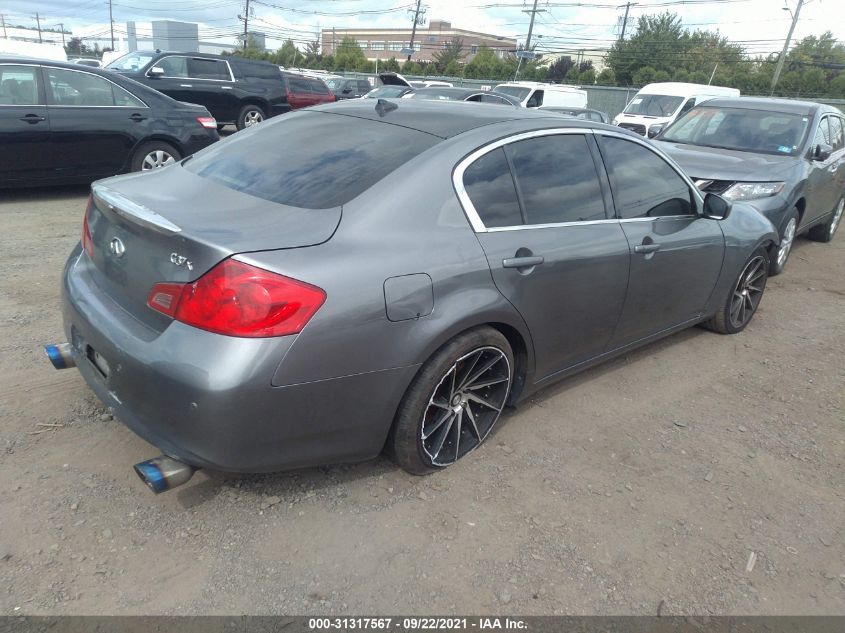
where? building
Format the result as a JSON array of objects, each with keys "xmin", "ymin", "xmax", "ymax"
[
  {"xmin": 83, "ymin": 20, "xmax": 261, "ymax": 56},
  {"xmin": 321, "ymin": 20, "xmax": 516, "ymax": 63}
]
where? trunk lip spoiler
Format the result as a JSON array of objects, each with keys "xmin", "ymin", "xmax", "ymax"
[{"xmin": 92, "ymin": 184, "xmax": 182, "ymax": 234}]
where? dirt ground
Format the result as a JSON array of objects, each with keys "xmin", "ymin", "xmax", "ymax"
[{"xmin": 0, "ymin": 185, "xmax": 842, "ymax": 616}]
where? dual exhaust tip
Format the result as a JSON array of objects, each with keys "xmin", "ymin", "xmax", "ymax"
[{"xmin": 45, "ymin": 342, "xmax": 196, "ymax": 494}]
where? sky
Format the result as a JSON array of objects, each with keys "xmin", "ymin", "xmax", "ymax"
[{"xmin": 2, "ymin": 0, "xmax": 844, "ymax": 58}]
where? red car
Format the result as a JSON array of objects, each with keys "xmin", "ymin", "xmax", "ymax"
[{"xmin": 282, "ymin": 72, "xmax": 336, "ymax": 110}]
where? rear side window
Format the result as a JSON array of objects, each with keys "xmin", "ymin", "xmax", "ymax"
[
  {"xmin": 287, "ymin": 77, "xmax": 310, "ymax": 93},
  {"xmin": 526, "ymin": 90, "xmax": 543, "ymax": 108},
  {"xmin": 507, "ymin": 135, "xmax": 606, "ymax": 224},
  {"xmin": 599, "ymin": 136, "xmax": 693, "ymax": 219},
  {"xmin": 308, "ymin": 79, "xmax": 330, "ymax": 95},
  {"xmin": 188, "ymin": 58, "xmax": 229, "ymax": 81},
  {"xmin": 236, "ymin": 62, "xmax": 280, "ymax": 80},
  {"xmin": 462, "ymin": 148, "xmax": 522, "ymax": 228},
  {"xmin": 0, "ymin": 65, "xmax": 41, "ymax": 105},
  {"xmin": 185, "ymin": 111, "xmax": 439, "ymax": 209},
  {"xmin": 830, "ymin": 116, "xmax": 844, "ymax": 151},
  {"xmin": 46, "ymin": 67, "xmax": 145, "ymax": 107}
]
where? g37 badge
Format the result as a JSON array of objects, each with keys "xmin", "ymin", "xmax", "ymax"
[{"xmin": 170, "ymin": 252, "xmax": 194, "ymax": 271}]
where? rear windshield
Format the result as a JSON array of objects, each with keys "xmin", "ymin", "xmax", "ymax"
[
  {"xmin": 184, "ymin": 111, "xmax": 439, "ymax": 209},
  {"xmin": 624, "ymin": 94, "xmax": 684, "ymax": 116}
]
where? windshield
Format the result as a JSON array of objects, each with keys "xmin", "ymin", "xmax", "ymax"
[
  {"xmin": 661, "ymin": 106, "xmax": 810, "ymax": 156},
  {"xmin": 624, "ymin": 94, "xmax": 684, "ymax": 117},
  {"xmin": 365, "ymin": 85, "xmax": 409, "ymax": 98},
  {"xmin": 106, "ymin": 51, "xmax": 156, "ymax": 72},
  {"xmin": 407, "ymin": 88, "xmax": 462, "ymax": 101},
  {"xmin": 493, "ymin": 85, "xmax": 530, "ymax": 101},
  {"xmin": 324, "ymin": 78, "xmax": 344, "ymax": 90}
]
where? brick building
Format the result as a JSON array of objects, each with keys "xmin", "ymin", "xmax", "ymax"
[{"xmin": 321, "ymin": 20, "xmax": 516, "ymax": 63}]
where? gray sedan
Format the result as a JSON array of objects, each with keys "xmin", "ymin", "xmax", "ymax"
[
  {"xmin": 654, "ymin": 97, "xmax": 845, "ymax": 275},
  {"xmin": 51, "ymin": 100, "xmax": 778, "ymax": 492}
]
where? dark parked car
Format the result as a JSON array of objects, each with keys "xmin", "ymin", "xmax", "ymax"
[
  {"xmin": 105, "ymin": 51, "xmax": 289, "ymax": 130},
  {"xmin": 539, "ymin": 106, "xmax": 610, "ymax": 123},
  {"xmin": 281, "ymin": 71, "xmax": 336, "ymax": 110},
  {"xmin": 52, "ymin": 101, "xmax": 778, "ymax": 492},
  {"xmin": 406, "ymin": 86, "xmax": 520, "ymax": 106},
  {"xmin": 0, "ymin": 58, "xmax": 218, "ymax": 187},
  {"xmin": 654, "ymin": 98, "xmax": 845, "ymax": 274},
  {"xmin": 325, "ymin": 76, "xmax": 372, "ymax": 100}
]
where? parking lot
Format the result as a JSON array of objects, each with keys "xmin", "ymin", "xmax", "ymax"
[{"xmin": 0, "ymin": 185, "xmax": 842, "ymax": 615}]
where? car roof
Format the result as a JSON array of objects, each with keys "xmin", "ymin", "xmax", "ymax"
[
  {"xmin": 308, "ymin": 98, "xmax": 620, "ymax": 139},
  {"xmin": 0, "ymin": 56, "xmax": 100, "ymax": 70},
  {"xmin": 698, "ymin": 96, "xmax": 821, "ymax": 115}
]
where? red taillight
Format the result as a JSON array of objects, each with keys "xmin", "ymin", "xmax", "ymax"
[
  {"xmin": 196, "ymin": 116, "xmax": 217, "ymax": 130},
  {"xmin": 147, "ymin": 259, "xmax": 326, "ymax": 338},
  {"xmin": 82, "ymin": 195, "xmax": 94, "ymax": 258}
]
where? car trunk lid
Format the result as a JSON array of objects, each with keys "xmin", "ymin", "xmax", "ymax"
[{"xmin": 85, "ymin": 166, "xmax": 340, "ymax": 328}]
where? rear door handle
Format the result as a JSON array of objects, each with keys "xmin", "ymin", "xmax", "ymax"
[
  {"xmin": 221, "ymin": 85, "xmax": 233, "ymax": 90},
  {"xmin": 502, "ymin": 255, "xmax": 544, "ymax": 268},
  {"xmin": 634, "ymin": 243, "xmax": 661, "ymax": 254},
  {"xmin": 179, "ymin": 84, "xmax": 193, "ymax": 88},
  {"xmin": 129, "ymin": 113, "xmax": 146, "ymax": 122},
  {"xmin": 20, "ymin": 114, "xmax": 46, "ymax": 124}
]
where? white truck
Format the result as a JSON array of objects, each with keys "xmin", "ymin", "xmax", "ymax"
[
  {"xmin": 493, "ymin": 82, "xmax": 588, "ymax": 109},
  {"xmin": 613, "ymin": 82, "xmax": 740, "ymax": 138}
]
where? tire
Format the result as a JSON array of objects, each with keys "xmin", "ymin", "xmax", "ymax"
[
  {"xmin": 236, "ymin": 104, "xmax": 266, "ymax": 130},
  {"xmin": 704, "ymin": 247, "xmax": 769, "ymax": 335},
  {"xmin": 769, "ymin": 208, "xmax": 799, "ymax": 276},
  {"xmin": 130, "ymin": 141, "xmax": 181, "ymax": 172},
  {"xmin": 807, "ymin": 195, "xmax": 844, "ymax": 243},
  {"xmin": 387, "ymin": 327, "xmax": 514, "ymax": 475}
]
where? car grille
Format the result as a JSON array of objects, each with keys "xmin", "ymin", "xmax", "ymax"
[
  {"xmin": 692, "ymin": 179, "xmax": 734, "ymax": 194},
  {"xmin": 618, "ymin": 122, "xmax": 646, "ymax": 136}
]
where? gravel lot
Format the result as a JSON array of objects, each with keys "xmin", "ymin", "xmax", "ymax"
[{"xmin": 0, "ymin": 185, "xmax": 842, "ymax": 615}]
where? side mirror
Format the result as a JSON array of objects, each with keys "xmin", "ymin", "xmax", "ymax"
[
  {"xmin": 702, "ymin": 193, "xmax": 732, "ymax": 220},
  {"xmin": 814, "ymin": 143, "xmax": 833, "ymax": 161},
  {"xmin": 647, "ymin": 124, "xmax": 665, "ymax": 139},
  {"xmin": 148, "ymin": 66, "xmax": 165, "ymax": 78},
  {"xmin": 342, "ymin": 88, "xmax": 352, "ymax": 94}
]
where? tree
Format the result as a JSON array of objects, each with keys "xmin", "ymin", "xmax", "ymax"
[
  {"xmin": 381, "ymin": 57, "xmax": 401, "ymax": 73},
  {"xmin": 65, "ymin": 37, "xmax": 90, "ymax": 57},
  {"xmin": 273, "ymin": 40, "xmax": 301, "ymax": 68},
  {"xmin": 402, "ymin": 60, "xmax": 423, "ymax": 75},
  {"xmin": 545, "ymin": 56, "xmax": 575, "ymax": 82},
  {"xmin": 443, "ymin": 60, "xmax": 462, "ymax": 77},
  {"xmin": 433, "ymin": 38, "xmax": 465, "ymax": 73},
  {"xmin": 333, "ymin": 37, "xmax": 367, "ymax": 71},
  {"xmin": 464, "ymin": 46, "xmax": 503, "ymax": 79},
  {"xmin": 580, "ymin": 68, "xmax": 596, "ymax": 85},
  {"xmin": 303, "ymin": 38, "xmax": 322, "ymax": 67},
  {"xmin": 596, "ymin": 68, "xmax": 616, "ymax": 86}
]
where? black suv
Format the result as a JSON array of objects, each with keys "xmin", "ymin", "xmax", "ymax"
[{"xmin": 106, "ymin": 51, "xmax": 289, "ymax": 130}]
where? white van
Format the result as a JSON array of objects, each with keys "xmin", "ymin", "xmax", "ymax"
[
  {"xmin": 613, "ymin": 82, "xmax": 740, "ymax": 138},
  {"xmin": 493, "ymin": 82, "xmax": 588, "ymax": 108}
]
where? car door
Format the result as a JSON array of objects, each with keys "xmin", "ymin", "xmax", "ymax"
[
  {"xmin": 456, "ymin": 130, "xmax": 631, "ymax": 380},
  {"xmin": 44, "ymin": 66, "xmax": 149, "ymax": 179},
  {"xmin": 829, "ymin": 116, "xmax": 845, "ymax": 205},
  {"xmin": 286, "ymin": 76, "xmax": 313, "ymax": 109},
  {"xmin": 0, "ymin": 63, "xmax": 53, "ymax": 183},
  {"xmin": 805, "ymin": 114, "xmax": 839, "ymax": 226},
  {"xmin": 145, "ymin": 55, "xmax": 193, "ymax": 103},
  {"xmin": 595, "ymin": 132, "xmax": 725, "ymax": 348},
  {"xmin": 185, "ymin": 57, "xmax": 236, "ymax": 121}
]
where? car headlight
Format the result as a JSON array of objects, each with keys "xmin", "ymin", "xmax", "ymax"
[{"xmin": 722, "ymin": 182, "xmax": 785, "ymax": 201}]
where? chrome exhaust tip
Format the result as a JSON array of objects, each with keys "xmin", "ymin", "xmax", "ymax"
[
  {"xmin": 133, "ymin": 456, "xmax": 197, "ymax": 494},
  {"xmin": 44, "ymin": 343, "xmax": 76, "ymax": 369}
]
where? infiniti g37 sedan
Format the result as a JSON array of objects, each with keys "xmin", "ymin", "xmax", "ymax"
[{"xmin": 55, "ymin": 100, "xmax": 779, "ymax": 490}]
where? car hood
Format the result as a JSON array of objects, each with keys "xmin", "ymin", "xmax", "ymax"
[
  {"xmin": 653, "ymin": 140, "xmax": 797, "ymax": 181},
  {"xmin": 378, "ymin": 72, "xmax": 413, "ymax": 88}
]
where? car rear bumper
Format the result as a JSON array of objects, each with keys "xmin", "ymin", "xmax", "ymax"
[{"xmin": 61, "ymin": 247, "xmax": 417, "ymax": 473}]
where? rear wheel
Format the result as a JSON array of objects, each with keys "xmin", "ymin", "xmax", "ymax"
[
  {"xmin": 808, "ymin": 195, "xmax": 844, "ymax": 243},
  {"xmin": 131, "ymin": 141, "xmax": 180, "ymax": 172},
  {"xmin": 704, "ymin": 247, "xmax": 769, "ymax": 334},
  {"xmin": 388, "ymin": 327, "xmax": 513, "ymax": 475},
  {"xmin": 770, "ymin": 209, "xmax": 799, "ymax": 276},
  {"xmin": 236, "ymin": 104, "xmax": 266, "ymax": 130}
]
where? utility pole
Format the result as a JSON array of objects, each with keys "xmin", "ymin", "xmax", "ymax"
[
  {"xmin": 514, "ymin": 0, "xmax": 544, "ymax": 81},
  {"xmin": 332, "ymin": 27, "xmax": 336, "ymax": 55},
  {"xmin": 406, "ymin": 0, "xmax": 423, "ymax": 62},
  {"xmin": 618, "ymin": 2, "xmax": 637, "ymax": 41},
  {"xmin": 1, "ymin": 14, "xmax": 7, "ymax": 39},
  {"xmin": 34, "ymin": 12, "xmax": 43, "ymax": 43},
  {"xmin": 771, "ymin": 0, "xmax": 804, "ymax": 94},
  {"xmin": 108, "ymin": 0, "xmax": 114, "ymax": 50},
  {"xmin": 239, "ymin": 0, "xmax": 250, "ymax": 51}
]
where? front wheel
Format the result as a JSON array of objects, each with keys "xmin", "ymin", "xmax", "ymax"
[
  {"xmin": 236, "ymin": 104, "xmax": 266, "ymax": 130},
  {"xmin": 770, "ymin": 209, "xmax": 799, "ymax": 276},
  {"xmin": 808, "ymin": 195, "xmax": 844, "ymax": 243},
  {"xmin": 387, "ymin": 327, "xmax": 513, "ymax": 475},
  {"xmin": 704, "ymin": 247, "xmax": 769, "ymax": 335}
]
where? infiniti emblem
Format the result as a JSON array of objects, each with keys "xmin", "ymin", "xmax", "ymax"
[{"xmin": 109, "ymin": 237, "xmax": 126, "ymax": 258}]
